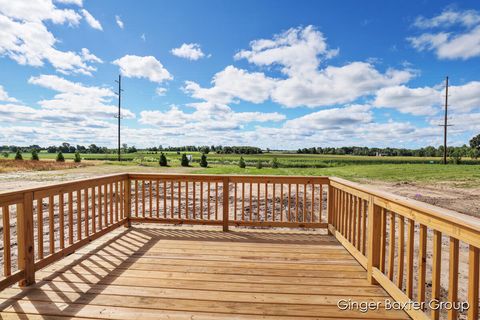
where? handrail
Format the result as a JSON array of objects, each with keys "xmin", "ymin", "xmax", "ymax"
[
  {"xmin": 0, "ymin": 173, "xmax": 478, "ymax": 320},
  {"xmin": 329, "ymin": 176, "xmax": 480, "ymax": 320}
]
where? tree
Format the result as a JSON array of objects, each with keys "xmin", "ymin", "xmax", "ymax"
[
  {"xmin": 14, "ymin": 150, "xmax": 23, "ymax": 160},
  {"xmin": 181, "ymin": 154, "xmax": 189, "ymax": 167},
  {"xmin": 159, "ymin": 153, "xmax": 168, "ymax": 166},
  {"xmin": 271, "ymin": 157, "xmax": 279, "ymax": 169},
  {"xmin": 449, "ymin": 149, "xmax": 462, "ymax": 164},
  {"xmin": 239, "ymin": 156, "xmax": 246, "ymax": 168},
  {"xmin": 256, "ymin": 160, "xmax": 263, "ymax": 169},
  {"xmin": 74, "ymin": 152, "xmax": 81, "ymax": 163},
  {"xmin": 56, "ymin": 152, "xmax": 65, "ymax": 162},
  {"xmin": 31, "ymin": 150, "xmax": 39, "ymax": 161},
  {"xmin": 2, "ymin": 151, "xmax": 9, "ymax": 158},
  {"xmin": 470, "ymin": 134, "xmax": 480, "ymax": 150},
  {"xmin": 200, "ymin": 153, "xmax": 208, "ymax": 168}
]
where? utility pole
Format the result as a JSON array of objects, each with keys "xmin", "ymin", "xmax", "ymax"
[
  {"xmin": 440, "ymin": 76, "xmax": 451, "ymax": 165},
  {"xmin": 114, "ymin": 75, "xmax": 123, "ymax": 162}
]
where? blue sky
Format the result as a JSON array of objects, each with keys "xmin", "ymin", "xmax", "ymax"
[{"xmin": 1, "ymin": 0, "xmax": 480, "ymax": 149}]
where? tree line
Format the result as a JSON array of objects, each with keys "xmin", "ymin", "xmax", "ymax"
[{"xmin": 296, "ymin": 134, "xmax": 480, "ymax": 159}]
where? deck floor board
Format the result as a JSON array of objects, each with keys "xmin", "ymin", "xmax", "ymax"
[{"xmin": 0, "ymin": 225, "xmax": 410, "ymax": 319}]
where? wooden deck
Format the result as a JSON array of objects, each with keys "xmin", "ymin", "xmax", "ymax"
[{"xmin": 0, "ymin": 225, "xmax": 409, "ymax": 319}]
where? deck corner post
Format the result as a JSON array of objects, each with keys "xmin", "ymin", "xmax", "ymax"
[
  {"xmin": 327, "ymin": 183, "xmax": 334, "ymax": 235},
  {"xmin": 124, "ymin": 176, "xmax": 132, "ymax": 228},
  {"xmin": 222, "ymin": 177, "xmax": 229, "ymax": 232},
  {"xmin": 17, "ymin": 191, "xmax": 35, "ymax": 287},
  {"xmin": 367, "ymin": 195, "xmax": 381, "ymax": 285}
]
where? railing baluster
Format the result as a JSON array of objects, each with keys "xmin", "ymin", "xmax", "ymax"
[
  {"xmin": 92, "ymin": 187, "xmax": 96, "ymax": 234},
  {"xmin": 280, "ymin": 184, "xmax": 284, "ymax": 222},
  {"xmin": 17, "ymin": 192, "xmax": 35, "ymax": 286},
  {"xmin": 257, "ymin": 183, "xmax": 260, "ymax": 221},
  {"xmin": 103, "ymin": 184, "xmax": 108, "ymax": 226},
  {"xmin": 242, "ymin": 182, "xmax": 245, "ymax": 221},
  {"xmin": 311, "ymin": 184, "xmax": 315, "ymax": 223},
  {"xmin": 170, "ymin": 181, "xmax": 174, "ymax": 218},
  {"xmin": 207, "ymin": 182, "xmax": 211, "ymax": 220},
  {"xmin": 379, "ymin": 208, "xmax": 387, "ymax": 272},
  {"xmin": 265, "ymin": 183, "xmax": 268, "ymax": 221},
  {"xmin": 234, "ymin": 182, "xmax": 237, "ymax": 221},
  {"xmin": 467, "ymin": 245, "xmax": 479, "ymax": 320},
  {"xmin": 287, "ymin": 184, "xmax": 291, "ymax": 222},
  {"xmin": 68, "ymin": 192, "xmax": 73, "ymax": 245},
  {"xmin": 447, "ymin": 237, "xmax": 459, "ymax": 320},
  {"xmin": 186, "ymin": 181, "xmax": 189, "ymax": 219},
  {"xmin": 38, "ymin": 198, "xmax": 44, "ymax": 259},
  {"xmin": 295, "ymin": 184, "xmax": 299, "ymax": 222},
  {"xmin": 156, "ymin": 180, "xmax": 160, "ymax": 218},
  {"xmin": 59, "ymin": 194, "xmax": 64, "ymax": 250},
  {"xmin": 109, "ymin": 183, "xmax": 114, "ymax": 224},
  {"xmin": 163, "ymin": 181, "xmax": 167, "ymax": 219},
  {"xmin": 222, "ymin": 177, "xmax": 229, "ymax": 231},
  {"xmin": 2, "ymin": 206, "xmax": 11, "ymax": 276},
  {"xmin": 388, "ymin": 211, "xmax": 395, "ymax": 281},
  {"xmin": 149, "ymin": 180, "xmax": 153, "ymax": 218},
  {"xmin": 273, "ymin": 183, "xmax": 276, "ymax": 221},
  {"xmin": 142, "ymin": 181, "xmax": 146, "ymax": 218},
  {"xmin": 199, "ymin": 181, "xmax": 203, "ymax": 220},
  {"xmin": 406, "ymin": 218, "xmax": 415, "ymax": 298},
  {"xmin": 98, "ymin": 186, "xmax": 102, "ymax": 230},
  {"xmin": 48, "ymin": 195, "xmax": 54, "ymax": 254},
  {"xmin": 84, "ymin": 188, "xmax": 89, "ymax": 237},
  {"xmin": 134, "ymin": 180, "xmax": 138, "ymax": 217},
  {"xmin": 303, "ymin": 184, "xmax": 306, "ymax": 223},
  {"xmin": 215, "ymin": 182, "xmax": 218, "ymax": 220},
  {"xmin": 431, "ymin": 230, "xmax": 442, "ymax": 320},
  {"xmin": 249, "ymin": 182, "xmax": 253, "ymax": 222},
  {"xmin": 396, "ymin": 215, "xmax": 405, "ymax": 289},
  {"xmin": 192, "ymin": 181, "xmax": 196, "ymax": 220},
  {"xmin": 417, "ymin": 224, "xmax": 427, "ymax": 304}
]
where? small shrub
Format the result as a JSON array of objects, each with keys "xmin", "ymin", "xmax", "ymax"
[
  {"xmin": 256, "ymin": 160, "xmax": 263, "ymax": 169},
  {"xmin": 74, "ymin": 152, "xmax": 81, "ymax": 163},
  {"xmin": 56, "ymin": 151, "xmax": 65, "ymax": 162},
  {"xmin": 449, "ymin": 151, "xmax": 462, "ymax": 165},
  {"xmin": 181, "ymin": 153, "xmax": 189, "ymax": 167},
  {"xmin": 15, "ymin": 150, "xmax": 23, "ymax": 160},
  {"xmin": 200, "ymin": 153, "xmax": 208, "ymax": 168},
  {"xmin": 2, "ymin": 152, "xmax": 9, "ymax": 158},
  {"xmin": 159, "ymin": 153, "xmax": 168, "ymax": 166},
  {"xmin": 271, "ymin": 157, "xmax": 279, "ymax": 169},
  {"xmin": 31, "ymin": 150, "xmax": 39, "ymax": 161},
  {"xmin": 239, "ymin": 156, "xmax": 246, "ymax": 168}
]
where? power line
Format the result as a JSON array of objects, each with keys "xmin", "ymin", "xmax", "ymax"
[{"xmin": 114, "ymin": 75, "xmax": 124, "ymax": 162}]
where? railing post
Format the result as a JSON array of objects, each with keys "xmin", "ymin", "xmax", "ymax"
[
  {"xmin": 17, "ymin": 192, "xmax": 35, "ymax": 286},
  {"xmin": 367, "ymin": 195, "xmax": 381, "ymax": 284},
  {"xmin": 222, "ymin": 177, "xmax": 229, "ymax": 232},
  {"xmin": 124, "ymin": 177, "xmax": 132, "ymax": 228},
  {"xmin": 327, "ymin": 183, "xmax": 334, "ymax": 234}
]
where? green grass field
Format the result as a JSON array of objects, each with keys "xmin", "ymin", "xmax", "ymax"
[{"xmin": 6, "ymin": 151, "xmax": 479, "ymax": 186}]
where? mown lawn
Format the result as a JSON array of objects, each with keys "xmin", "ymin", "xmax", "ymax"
[{"xmin": 195, "ymin": 164, "xmax": 480, "ymax": 186}]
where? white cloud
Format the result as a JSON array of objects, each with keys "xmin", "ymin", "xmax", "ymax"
[
  {"xmin": 374, "ymin": 81, "xmax": 480, "ymax": 115},
  {"xmin": 81, "ymin": 9, "xmax": 102, "ymax": 30},
  {"xmin": 413, "ymin": 8, "xmax": 480, "ymax": 29},
  {"xmin": 115, "ymin": 15, "xmax": 124, "ymax": 29},
  {"xmin": 183, "ymin": 66, "xmax": 276, "ymax": 105},
  {"xmin": 0, "ymin": 85, "xmax": 19, "ymax": 103},
  {"xmin": 54, "ymin": 0, "xmax": 83, "ymax": 6},
  {"xmin": 374, "ymin": 85, "xmax": 440, "ymax": 116},
  {"xmin": 0, "ymin": 0, "xmax": 101, "ymax": 75},
  {"xmin": 113, "ymin": 55, "xmax": 172, "ymax": 83},
  {"xmin": 156, "ymin": 87, "xmax": 167, "ymax": 96},
  {"xmin": 171, "ymin": 43, "xmax": 206, "ymax": 60},
  {"xmin": 81, "ymin": 48, "xmax": 102, "ymax": 63},
  {"xmin": 27, "ymin": 74, "xmax": 134, "ymax": 119},
  {"xmin": 186, "ymin": 26, "xmax": 412, "ymax": 109},
  {"xmin": 408, "ymin": 8, "xmax": 480, "ymax": 60}
]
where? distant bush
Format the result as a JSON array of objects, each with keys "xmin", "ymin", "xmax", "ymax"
[
  {"xmin": 181, "ymin": 153, "xmax": 189, "ymax": 167},
  {"xmin": 2, "ymin": 152, "xmax": 9, "ymax": 158},
  {"xmin": 15, "ymin": 150, "xmax": 23, "ymax": 160},
  {"xmin": 239, "ymin": 156, "xmax": 246, "ymax": 168},
  {"xmin": 256, "ymin": 160, "xmax": 263, "ymax": 169},
  {"xmin": 56, "ymin": 152, "xmax": 65, "ymax": 162},
  {"xmin": 450, "ymin": 150, "xmax": 462, "ymax": 165},
  {"xmin": 200, "ymin": 153, "xmax": 208, "ymax": 168},
  {"xmin": 74, "ymin": 152, "xmax": 81, "ymax": 163},
  {"xmin": 271, "ymin": 157, "xmax": 279, "ymax": 169},
  {"xmin": 31, "ymin": 150, "xmax": 39, "ymax": 161},
  {"xmin": 159, "ymin": 153, "xmax": 168, "ymax": 166}
]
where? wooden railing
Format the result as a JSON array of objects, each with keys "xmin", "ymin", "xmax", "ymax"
[
  {"xmin": 329, "ymin": 177, "xmax": 480, "ymax": 320},
  {"xmin": 129, "ymin": 174, "xmax": 329, "ymax": 230},
  {"xmin": 0, "ymin": 174, "xmax": 129, "ymax": 291},
  {"xmin": 0, "ymin": 173, "xmax": 479, "ymax": 320}
]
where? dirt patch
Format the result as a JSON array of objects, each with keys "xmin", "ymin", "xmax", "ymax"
[
  {"xmin": 361, "ymin": 180, "xmax": 480, "ymax": 218},
  {"xmin": 0, "ymin": 159, "xmax": 87, "ymax": 174}
]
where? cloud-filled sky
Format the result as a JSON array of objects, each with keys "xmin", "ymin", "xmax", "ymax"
[{"xmin": 1, "ymin": 0, "xmax": 480, "ymax": 149}]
